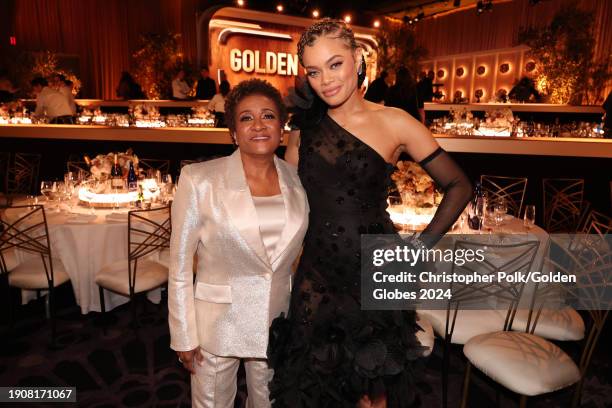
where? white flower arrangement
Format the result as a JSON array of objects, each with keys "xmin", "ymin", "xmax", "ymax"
[
  {"xmin": 391, "ymin": 161, "xmax": 443, "ymax": 209},
  {"xmin": 89, "ymin": 149, "xmax": 138, "ymax": 180}
]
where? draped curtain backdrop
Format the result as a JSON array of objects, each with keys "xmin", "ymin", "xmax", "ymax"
[
  {"xmin": 12, "ymin": 0, "xmax": 198, "ymax": 99},
  {"xmin": 10, "ymin": 0, "xmax": 612, "ymax": 99},
  {"xmin": 414, "ymin": 0, "xmax": 612, "ymax": 100}
]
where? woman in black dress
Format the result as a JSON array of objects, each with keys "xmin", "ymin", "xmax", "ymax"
[{"xmin": 268, "ymin": 19, "xmax": 472, "ymax": 408}]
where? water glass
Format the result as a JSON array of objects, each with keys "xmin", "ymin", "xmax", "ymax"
[
  {"xmin": 493, "ymin": 198, "xmax": 508, "ymax": 226},
  {"xmin": 523, "ymin": 205, "xmax": 536, "ymax": 230},
  {"xmin": 40, "ymin": 181, "xmax": 55, "ymax": 202}
]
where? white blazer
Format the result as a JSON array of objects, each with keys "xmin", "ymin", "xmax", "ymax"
[{"xmin": 168, "ymin": 149, "xmax": 309, "ymax": 358}]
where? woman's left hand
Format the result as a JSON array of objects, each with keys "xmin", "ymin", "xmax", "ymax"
[{"xmin": 177, "ymin": 346, "xmax": 204, "ymax": 374}]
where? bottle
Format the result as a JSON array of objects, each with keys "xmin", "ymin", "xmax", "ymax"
[
  {"xmin": 83, "ymin": 155, "xmax": 91, "ymax": 167},
  {"xmin": 127, "ymin": 160, "xmax": 138, "ymax": 191},
  {"xmin": 468, "ymin": 182, "xmax": 485, "ymax": 230},
  {"xmin": 135, "ymin": 185, "xmax": 144, "ymax": 208},
  {"xmin": 110, "ymin": 153, "xmax": 124, "ymax": 189}
]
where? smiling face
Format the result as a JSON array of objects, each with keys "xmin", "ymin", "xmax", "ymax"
[
  {"xmin": 302, "ymin": 34, "xmax": 361, "ymax": 108},
  {"xmin": 233, "ymin": 94, "xmax": 282, "ymax": 157}
]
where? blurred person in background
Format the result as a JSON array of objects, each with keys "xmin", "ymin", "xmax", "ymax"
[
  {"xmin": 195, "ymin": 67, "xmax": 217, "ymax": 100},
  {"xmin": 364, "ymin": 70, "xmax": 388, "ymax": 103},
  {"xmin": 31, "ymin": 77, "xmax": 74, "ymax": 124},
  {"xmin": 116, "ymin": 71, "xmax": 145, "ymax": 100},
  {"xmin": 172, "ymin": 69, "xmax": 191, "ymax": 100},
  {"xmin": 385, "ymin": 66, "xmax": 425, "ymax": 123},
  {"xmin": 207, "ymin": 80, "xmax": 231, "ymax": 128}
]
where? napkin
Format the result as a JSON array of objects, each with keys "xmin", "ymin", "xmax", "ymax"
[
  {"xmin": 66, "ymin": 213, "xmax": 97, "ymax": 224},
  {"xmin": 105, "ymin": 212, "xmax": 129, "ymax": 223}
]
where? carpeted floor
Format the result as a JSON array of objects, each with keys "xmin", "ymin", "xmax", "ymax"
[{"xmin": 0, "ymin": 285, "xmax": 610, "ymax": 408}]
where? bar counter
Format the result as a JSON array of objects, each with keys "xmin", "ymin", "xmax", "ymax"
[{"xmin": 1, "ymin": 124, "xmax": 611, "ymax": 158}]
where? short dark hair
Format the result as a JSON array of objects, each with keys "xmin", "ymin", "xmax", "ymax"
[
  {"xmin": 224, "ymin": 79, "xmax": 287, "ymax": 133},
  {"xmin": 31, "ymin": 77, "xmax": 48, "ymax": 87}
]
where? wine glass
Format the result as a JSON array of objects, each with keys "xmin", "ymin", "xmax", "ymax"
[
  {"xmin": 493, "ymin": 198, "xmax": 508, "ymax": 227},
  {"xmin": 148, "ymin": 183, "xmax": 159, "ymax": 204},
  {"xmin": 40, "ymin": 181, "xmax": 55, "ymax": 203},
  {"xmin": 523, "ymin": 205, "xmax": 536, "ymax": 231}
]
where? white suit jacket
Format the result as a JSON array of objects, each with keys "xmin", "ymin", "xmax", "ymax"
[{"xmin": 168, "ymin": 149, "xmax": 309, "ymax": 358}]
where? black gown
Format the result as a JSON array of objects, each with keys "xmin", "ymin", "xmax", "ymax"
[{"xmin": 268, "ymin": 112, "xmax": 472, "ymax": 408}]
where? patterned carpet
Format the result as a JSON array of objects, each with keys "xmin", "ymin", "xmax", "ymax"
[{"xmin": 0, "ymin": 284, "xmax": 610, "ymax": 408}]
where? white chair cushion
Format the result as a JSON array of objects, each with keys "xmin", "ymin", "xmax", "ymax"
[
  {"xmin": 158, "ymin": 248, "xmax": 170, "ymax": 267},
  {"xmin": 1, "ymin": 248, "xmax": 21, "ymax": 272},
  {"xmin": 95, "ymin": 259, "xmax": 168, "ymax": 296},
  {"xmin": 8, "ymin": 257, "xmax": 69, "ymax": 289},
  {"xmin": 415, "ymin": 313, "xmax": 435, "ymax": 357},
  {"xmin": 512, "ymin": 308, "xmax": 585, "ymax": 341},
  {"xmin": 464, "ymin": 331, "xmax": 580, "ymax": 396},
  {"xmin": 418, "ymin": 309, "xmax": 507, "ymax": 344}
]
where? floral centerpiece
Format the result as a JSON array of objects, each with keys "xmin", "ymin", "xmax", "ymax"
[
  {"xmin": 391, "ymin": 161, "xmax": 442, "ymax": 209},
  {"xmin": 89, "ymin": 149, "xmax": 138, "ymax": 180},
  {"xmin": 389, "ymin": 161, "xmax": 443, "ymax": 230}
]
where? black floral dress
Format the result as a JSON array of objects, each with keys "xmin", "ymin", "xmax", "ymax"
[{"xmin": 268, "ymin": 113, "xmax": 427, "ymax": 408}]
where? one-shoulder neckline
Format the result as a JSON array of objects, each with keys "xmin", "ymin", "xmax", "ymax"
[{"xmin": 324, "ymin": 112, "xmax": 396, "ymax": 169}]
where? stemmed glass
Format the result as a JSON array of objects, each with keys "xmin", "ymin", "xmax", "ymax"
[
  {"xmin": 40, "ymin": 181, "xmax": 55, "ymax": 203},
  {"xmin": 493, "ymin": 198, "xmax": 508, "ymax": 227},
  {"xmin": 523, "ymin": 205, "xmax": 536, "ymax": 231}
]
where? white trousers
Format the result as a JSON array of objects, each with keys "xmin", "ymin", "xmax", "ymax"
[{"xmin": 191, "ymin": 348, "xmax": 273, "ymax": 408}]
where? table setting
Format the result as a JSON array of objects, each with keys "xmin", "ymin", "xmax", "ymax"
[{"xmin": 3, "ymin": 150, "xmax": 175, "ymax": 313}]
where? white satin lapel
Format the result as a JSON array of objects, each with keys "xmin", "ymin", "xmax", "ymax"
[
  {"xmin": 220, "ymin": 150, "xmax": 270, "ymax": 267},
  {"xmin": 271, "ymin": 157, "xmax": 307, "ymax": 264}
]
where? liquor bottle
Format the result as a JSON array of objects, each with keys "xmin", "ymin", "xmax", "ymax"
[
  {"xmin": 467, "ymin": 182, "xmax": 485, "ymax": 230},
  {"xmin": 135, "ymin": 185, "xmax": 144, "ymax": 208},
  {"xmin": 127, "ymin": 160, "xmax": 138, "ymax": 191},
  {"xmin": 110, "ymin": 153, "xmax": 124, "ymax": 189}
]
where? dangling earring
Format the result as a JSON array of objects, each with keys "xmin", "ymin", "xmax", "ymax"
[
  {"xmin": 358, "ymin": 62, "xmax": 363, "ymax": 76},
  {"xmin": 232, "ymin": 133, "xmax": 238, "ymax": 146},
  {"xmin": 280, "ymin": 133, "xmax": 284, "ymax": 143}
]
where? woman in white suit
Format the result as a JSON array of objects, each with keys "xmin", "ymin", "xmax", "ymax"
[{"xmin": 168, "ymin": 79, "xmax": 309, "ymax": 408}]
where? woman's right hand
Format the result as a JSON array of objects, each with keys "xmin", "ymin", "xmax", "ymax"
[{"xmin": 177, "ymin": 346, "xmax": 204, "ymax": 374}]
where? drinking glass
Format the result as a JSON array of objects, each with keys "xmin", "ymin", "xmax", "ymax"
[
  {"xmin": 26, "ymin": 195, "xmax": 38, "ymax": 209},
  {"xmin": 523, "ymin": 205, "xmax": 536, "ymax": 230},
  {"xmin": 40, "ymin": 181, "xmax": 55, "ymax": 203},
  {"xmin": 493, "ymin": 198, "xmax": 508, "ymax": 226}
]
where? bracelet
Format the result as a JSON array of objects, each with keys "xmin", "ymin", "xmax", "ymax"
[{"xmin": 409, "ymin": 235, "xmax": 428, "ymax": 251}]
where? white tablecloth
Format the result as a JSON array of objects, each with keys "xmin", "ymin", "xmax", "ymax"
[{"xmin": 5, "ymin": 200, "xmax": 162, "ymax": 313}]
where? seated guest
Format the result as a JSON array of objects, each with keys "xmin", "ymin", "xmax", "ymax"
[
  {"xmin": 207, "ymin": 80, "xmax": 230, "ymax": 127},
  {"xmin": 195, "ymin": 67, "xmax": 217, "ymax": 100},
  {"xmin": 31, "ymin": 77, "xmax": 74, "ymax": 124},
  {"xmin": 172, "ymin": 69, "xmax": 191, "ymax": 100}
]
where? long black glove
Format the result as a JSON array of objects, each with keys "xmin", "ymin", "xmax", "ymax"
[{"xmin": 418, "ymin": 147, "xmax": 473, "ymax": 247}]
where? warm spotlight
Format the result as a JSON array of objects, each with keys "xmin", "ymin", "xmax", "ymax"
[
  {"xmin": 236, "ymin": 0, "xmax": 245, "ymax": 6},
  {"xmin": 276, "ymin": 4, "xmax": 284, "ymax": 12},
  {"xmin": 344, "ymin": 14, "xmax": 351, "ymax": 23},
  {"xmin": 373, "ymin": 20, "xmax": 380, "ymax": 28},
  {"xmin": 312, "ymin": 9, "xmax": 320, "ymax": 18}
]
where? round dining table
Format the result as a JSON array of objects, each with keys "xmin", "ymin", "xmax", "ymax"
[{"xmin": 5, "ymin": 198, "xmax": 163, "ymax": 313}]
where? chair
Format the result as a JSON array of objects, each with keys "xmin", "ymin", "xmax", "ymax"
[
  {"xmin": 543, "ymin": 178, "xmax": 584, "ymax": 232},
  {"xmin": 480, "ymin": 175, "xmax": 528, "ymax": 217},
  {"xmin": 461, "ymin": 235, "xmax": 610, "ymax": 408},
  {"xmin": 0, "ymin": 152, "xmax": 9, "ymax": 206},
  {"xmin": 0, "ymin": 205, "xmax": 70, "ymax": 344},
  {"xmin": 2, "ymin": 153, "xmax": 41, "ymax": 206},
  {"xmin": 66, "ymin": 161, "xmax": 91, "ymax": 180},
  {"xmin": 421, "ymin": 238, "xmax": 540, "ymax": 408},
  {"xmin": 95, "ymin": 206, "xmax": 171, "ymax": 326},
  {"xmin": 138, "ymin": 158, "xmax": 171, "ymax": 175},
  {"xmin": 583, "ymin": 210, "xmax": 612, "ymax": 236}
]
